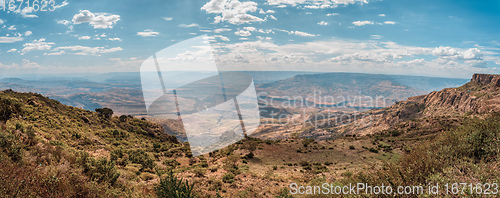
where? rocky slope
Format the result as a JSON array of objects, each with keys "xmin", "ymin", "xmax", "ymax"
[{"xmin": 336, "ymin": 73, "xmax": 500, "ymax": 135}]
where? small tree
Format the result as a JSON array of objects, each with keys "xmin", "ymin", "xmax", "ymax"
[
  {"xmin": 0, "ymin": 98, "xmax": 21, "ymax": 121},
  {"xmin": 95, "ymin": 107, "xmax": 113, "ymax": 119}
]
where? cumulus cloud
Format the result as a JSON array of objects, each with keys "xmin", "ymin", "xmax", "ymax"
[
  {"xmin": 24, "ymin": 31, "xmax": 32, "ymax": 36},
  {"xmin": 21, "ymin": 39, "xmax": 55, "ymax": 54},
  {"xmin": 8, "ymin": 26, "xmax": 16, "ymax": 31},
  {"xmin": 7, "ymin": 49, "xmax": 17, "ymax": 53},
  {"xmin": 379, "ymin": 14, "xmax": 385, "ymax": 17},
  {"xmin": 15, "ymin": 7, "xmax": 38, "ymax": 18},
  {"xmin": 318, "ymin": 21, "xmax": 328, "ymax": 26},
  {"xmin": 201, "ymin": 0, "xmax": 264, "ymax": 24},
  {"xmin": 137, "ymin": 29, "xmax": 160, "ymax": 37},
  {"xmin": 72, "ymin": 10, "xmax": 120, "ymax": 29},
  {"xmin": 162, "ymin": 17, "xmax": 173, "ymax": 21},
  {"xmin": 208, "ymin": 38, "xmax": 489, "ymax": 78},
  {"xmin": 0, "ymin": 19, "xmax": 4, "ymax": 24},
  {"xmin": 352, "ymin": 21, "xmax": 374, "ymax": 26},
  {"xmin": 432, "ymin": 46, "xmax": 483, "ymax": 60},
  {"xmin": 327, "ymin": 13, "xmax": 339, "ymax": 16},
  {"xmin": 235, "ymin": 30, "xmax": 252, "ymax": 36},
  {"xmin": 384, "ymin": 21, "xmax": 396, "ymax": 24}
]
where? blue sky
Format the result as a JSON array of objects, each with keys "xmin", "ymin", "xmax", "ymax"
[{"xmin": 0, "ymin": 0, "xmax": 499, "ymax": 78}]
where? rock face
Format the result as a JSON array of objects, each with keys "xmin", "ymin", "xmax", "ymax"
[
  {"xmin": 336, "ymin": 73, "xmax": 500, "ymax": 136},
  {"xmin": 471, "ymin": 73, "xmax": 500, "ymax": 87}
]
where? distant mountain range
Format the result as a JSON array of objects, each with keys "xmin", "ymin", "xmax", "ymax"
[
  {"xmin": 257, "ymin": 72, "xmax": 468, "ymax": 109},
  {"xmin": 0, "ymin": 71, "xmax": 468, "ymax": 115}
]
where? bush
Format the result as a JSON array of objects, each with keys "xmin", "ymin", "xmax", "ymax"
[
  {"xmin": 0, "ymin": 97, "xmax": 22, "ymax": 121},
  {"xmin": 349, "ymin": 145, "xmax": 355, "ymax": 150},
  {"xmin": 155, "ymin": 171, "xmax": 195, "ymax": 198},
  {"xmin": 163, "ymin": 159, "xmax": 180, "ymax": 168},
  {"xmin": 78, "ymin": 152, "xmax": 120, "ymax": 185},
  {"xmin": 222, "ymin": 172, "xmax": 235, "ymax": 183},
  {"xmin": 128, "ymin": 149, "xmax": 155, "ymax": 170}
]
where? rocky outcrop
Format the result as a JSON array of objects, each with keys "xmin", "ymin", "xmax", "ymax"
[
  {"xmin": 471, "ymin": 73, "xmax": 500, "ymax": 87},
  {"xmin": 336, "ymin": 73, "xmax": 500, "ymax": 136}
]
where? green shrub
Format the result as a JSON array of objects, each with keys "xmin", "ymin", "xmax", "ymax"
[
  {"xmin": 222, "ymin": 172, "xmax": 235, "ymax": 183},
  {"xmin": 127, "ymin": 149, "xmax": 155, "ymax": 170},
  {"xmin": 78, "ymin": 152, "xmax": 120, "ymax": 185},
  {"xmin": 155, "ymin": 171, "xmax": 196, "ymax": 198},
  {"xmin": 163, "ymin": 159, "xmax": 180, "ymax": 168}
]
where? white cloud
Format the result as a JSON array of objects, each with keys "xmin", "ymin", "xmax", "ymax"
[
  {"xmin": 8, "ymin": 26, "xmax": 16, "ymax": 31},
  {"xmin": 54, "ymin": 0, "xmax": 69, "ymax": 9},
  {"xmin": 52, "ymin": 46, "xmax": 123, "ymax": 56},
  {"xmin": 208, "ymin": 35, "xmax": 231, "ymax": 41},
  {"xmin": 432, "ymin": 46, "xmax": 483, "ymax": 60},
  {"xmin": 179, "ymin": 23, "xmax": 199, "ymax": 28},
  {"xmin": 137, "ymin": 29, "xmax": 160, "ymax": 37},
  {"xmin": 214, "ymin": 28, "xmax": 232, "ymax": 33},
  {"xmin": 57, "ymin": 20, "xmax": 71, "ymax": 26},
  {"xmin": 201, "ymin": 0, "xmax": 264, "ymax": 24},
  {"xmin": 267, "ymin": 0, "xmax": 369, "ymax": 8},
  {"xmin": 72, "ymin": 10, "xmax": 120, "ymax": 29},
  {"xmin": 235, "ymin": 30, "xmax": 252, "ymax": 36},
  {"xmin": 266, "ymin": 10, "xmax": 275, "ymax": 13},
  {"xmin": 244, "ymin": 27, "xmax": 257, "ymax": 31},
  {"xmin": 258, "ymin": 29, "xmax": 274, "ymax": 34},
  {"xmin": 0, "ymin": 19, "xmax": 4, "ymax": 24},
  {"xmin": 78, "ymin": 36, "xmax": 91, "ymax": 40},
  {"xmin": 7, "ymin": 49, "xmax": 17, "ymax": 53},
  {"xmin": 370, "ymin": 35, "xmax": 383, "ymax": 39},
  {"xmin": 384, "ymin": 21, "xmax": 396, "ymax": 25},
  {"xmin": 22, "ymin": 39, "xmax": 55, "ymax": 54},
  {"xmin": 327, "ymin": 13, "xmax": 339, "ymax": 16},
  {"xmin": 379, "ymin": 14, "xmax": 385, "ymax": 17},
  {"xmin": 318, "ymin": 21, "xmax": 328, "ymax": 26},
  {"xmin": 0, "ymin": 59, "xmax": 42, "ymax": 69},
  {"xmin": 24, "ymin": 31, "xmax": 32, "ymax": 36},
  {"xmin": 162, "ymin": 17, "xmax": 173, "ymax": 21},
  {"xmin": 108, "ymin": 38, "xmax": 122, "ymax": 41},
  {"xmin": 352, "ymin": 20, "xmax": 374, "ymax": 26},
  {"xmin": 15, "ymin": 7, "xmax": 38, "ymax": 18},
  {"xmin": 290, "ymin": 30, "xmax": 317, "ymax": 37},
  {"xmin": 0, "ymin": 36, "xmax": 23, "ymax": 43},
  {"xmin": 269, "ymin": 15, "xmax": 277, "ymax": 20},
  {"xmin": 257, "ymin": 36, "xmax": 272, "ymax": 40},
  {"xmin": 208, "ymin": 38, "xmax": 490, "ymax": 78}
]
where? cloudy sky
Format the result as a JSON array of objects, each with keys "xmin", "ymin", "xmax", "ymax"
[{"xmin": 0, "ymin": 0, "xmax": 499, "ymax": 78}]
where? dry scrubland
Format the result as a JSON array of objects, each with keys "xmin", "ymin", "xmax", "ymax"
[{"xmin": 0, "ymin": 74, "xmax": 499, "ymax": 197}]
